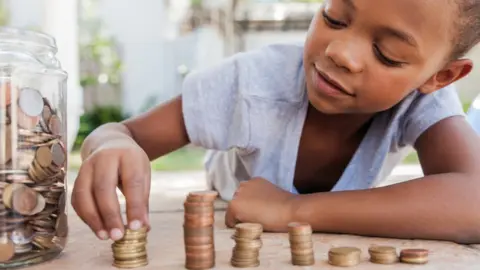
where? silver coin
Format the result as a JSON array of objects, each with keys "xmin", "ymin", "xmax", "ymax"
[{"xmin": 18, "ymin": 88, "xmax": 44, "ymax": 117}]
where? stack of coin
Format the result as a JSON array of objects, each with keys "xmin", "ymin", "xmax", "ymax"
[
  {"xmin": 288, "ymin": 222, "xmax": 315, "ymax": 266},
  {"xmin": 111, "ymin": 226, "xmax": 149, "ymax": 269},
  {"xmin": 328, "ymin": 247, "xmax": 361, "ymax": 267},
  {"xmin": 183, "ymin": 190, "xmax": 218, "ymax": 270},
  {"xmin": 230, "ymin": 223, "xmax": 263, "ymax": 268},
  {"xmin": 0, "ymin": 85, "xmax": 67, "ymax": 263},
  {"xmin": 400, "ymin": 248, "xmax": 429, "ymax": 264},
  {"xmin": 369, "ymin": 245, "xmax": 398, "ymax": 264}
]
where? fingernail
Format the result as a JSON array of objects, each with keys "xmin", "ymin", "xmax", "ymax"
[
  {"xmin": 110, "ymin": 228, "xmax": 123, "ymax": 241},
  {"xmin": 129, "ymin": 220, "xmax": 142, "ymax": 230},
  {"xmin": 97, "ymin": 230, "xmax": 108, "ymax": 240}
]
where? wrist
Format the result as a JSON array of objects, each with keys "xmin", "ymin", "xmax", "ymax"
[{"xmin": 287, "ymin": 193, "xmax": 322, "ymax": 228}]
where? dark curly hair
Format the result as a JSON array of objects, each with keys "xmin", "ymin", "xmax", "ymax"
[{"xmin": 451, "ymin": 0, "xmax": 480, "ymax": 60}]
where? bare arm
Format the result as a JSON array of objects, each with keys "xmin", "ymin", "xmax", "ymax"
[
  {"xmin": 80, "ymin": 95, "xmax": 190, "ymax": 161},
  {"xmin": 290, "ymin": 116, "xmax": 480, "ymax": 244}
]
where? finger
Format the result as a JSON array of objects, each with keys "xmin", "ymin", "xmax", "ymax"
[
  {"xmin": 225, "ymin": 202, "xmax": 238, "ymax": 228},
  {"xmin": 93, "ymin": 157, "xmax": 124, "ymax": 241},
  {"xmin": 120, "ymin": 153, "xmax": 148, "ymax": 231},
  {"xmin": 71, "ymin": 164, "xmax": 108, "ymax": 240},
  {"xmin": 143, "ymin": 162, "xmax": 151, "ymax": 230}
]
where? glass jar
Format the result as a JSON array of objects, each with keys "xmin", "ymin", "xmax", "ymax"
[{"xmin": 0, "ymin": 27, "xmax": 68, "ymax": 268}]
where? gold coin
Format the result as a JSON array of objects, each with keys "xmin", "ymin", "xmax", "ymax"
[
  {"xmin": 35, "ymin": 146, "xmax": 52, "ymax": 168},
  {"xmin": 288, "ymin": 222, "xmax": 312, "ymax": 235}
]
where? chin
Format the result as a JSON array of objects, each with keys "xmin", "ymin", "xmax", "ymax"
[{"xmin": 306, "ymin": 89, "xmax": 347, "ymax": 115}]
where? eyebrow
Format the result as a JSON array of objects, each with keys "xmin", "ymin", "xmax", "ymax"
[{"xmin": 381, "ymin": 27, "xmax": 418, "ymax": 48}]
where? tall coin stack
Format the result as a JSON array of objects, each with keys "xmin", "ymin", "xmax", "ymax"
[
  {"xmin": 111, "ymin": 226, "xmax": 148, "ymax": 269},
  {"xmin": 0, "ymin": 84, "xmax": 68, "ymax": 263},
  {"xmin": 183, "ymin": 190, "xmax": 218, "ymax": 270},
  {"xmin": 230, "ymin": 223, "xmax": 263, "ymax": 268},
  {"xmin": 288, "ymin": 222, "xmax": 315, "ymax": 266}
]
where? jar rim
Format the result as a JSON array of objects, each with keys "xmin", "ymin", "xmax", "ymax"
[{"xmin": 0, "ymin": 27, "xmax": 57, "ymax": 53}]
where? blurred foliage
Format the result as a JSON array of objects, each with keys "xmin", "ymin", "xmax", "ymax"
[
  {"xmin": 73, "ymin": 106, "xmax": 130, "ymax": 151},
  {"xmin": 0, "ymin": 0, "xmax": 9, "ymax": 26}
]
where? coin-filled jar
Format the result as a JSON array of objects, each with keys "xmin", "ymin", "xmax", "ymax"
[{"xmin": 0, "ymin": 27, "xmax": 68, "ymax": 268}]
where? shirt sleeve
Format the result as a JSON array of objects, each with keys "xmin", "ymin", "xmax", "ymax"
[
  {"xmin": 181, "ymin": 53, "xmax": 251, "ymax": 151},
  {"xmin": 400, "ymin": 84, "xmax": 465, "ymax": 146}
]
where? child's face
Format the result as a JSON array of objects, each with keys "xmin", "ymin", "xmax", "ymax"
[{"xmin": 303, "ymin": 0, "xmax": 462, "ymax": 114}]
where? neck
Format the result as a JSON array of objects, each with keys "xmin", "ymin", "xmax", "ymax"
[{"xmin": 306, "ymin": 103, "xmax": 375, "ymax": 141}]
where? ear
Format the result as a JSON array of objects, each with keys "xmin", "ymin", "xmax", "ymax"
[{"xmin": 418, "ymin": 59, "xmax": 473, "ymax": 94}]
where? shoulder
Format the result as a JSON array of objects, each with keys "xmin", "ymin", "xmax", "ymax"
[
  {"xmin": 184, "ymin": 42, "xmax": 307, "ymax": 104},
  {"xmin": 391, "ymin": 84, "xmax": 465, "ymax": 147}
]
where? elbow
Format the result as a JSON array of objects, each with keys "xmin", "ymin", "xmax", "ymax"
[{"xmin": 451, "ymin": 214, "xmax": 480, "ymax": 245}]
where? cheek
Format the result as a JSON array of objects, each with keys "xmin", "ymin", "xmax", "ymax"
[
  {"xmin": 304, "ymin": 16, "xmax": 329, "ymax": 58},
  {"xmin": 361, "ymin": 72, "xmax": 417, "ymax": 110}
]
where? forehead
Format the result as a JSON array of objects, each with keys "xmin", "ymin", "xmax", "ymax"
[{"xmin": 330, "ymin": 0, "xmax": 456, "ymax": 54}]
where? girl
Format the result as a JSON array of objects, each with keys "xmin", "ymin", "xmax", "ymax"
[{"xmin": 72, "ymin": 0, "xmax": 480, "ymax": 244}]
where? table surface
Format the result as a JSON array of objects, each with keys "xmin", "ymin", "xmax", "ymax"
[{"xmin": 21, "ymin": 209, "xmax": 480, "ymax": 270}]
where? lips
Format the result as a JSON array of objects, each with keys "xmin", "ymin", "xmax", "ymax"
[{"xmin": 313, "ymin": 64, "xmax": 355, "ymax": 96}]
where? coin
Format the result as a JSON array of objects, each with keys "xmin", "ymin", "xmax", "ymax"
[
  {"xmin": 230, "ymin": 223, "xmax": 262, "ymax": 268},
  {"xmin": 184, "ymin": 190, "xmax": 217, "ymax": 270},
  {"xmin": 18, "ymin": 88, "xmax": 44, "ymax": 117},
  {"xmin": 11, "ymin": 185, "xmax": 38, "ymax": 215},
  {"xmin": 111, "ymin": 225, "xmax": 149, "ymax": 269},
  {"xmin": 0, "ymin": 234, "xmax": 15, "ymax": 262},
  {"xmin": 328, "ymin": 247, "xmax": 361, "ymax": 267},
  {"xmin": 369, "ymin": 245, "xmax": 398, "ymax": 264},
  {"xmin": 288, "ymin": 222, "xmax": 314, "ymax": 266},
  {"xmin": 400, "ymin": 248, "xmax": 429, "ymax": 264}
]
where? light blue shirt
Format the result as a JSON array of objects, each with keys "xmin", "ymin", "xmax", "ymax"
[{"xmin": 181, "ymin": 43, "xmax": 465, "ymax": 201}]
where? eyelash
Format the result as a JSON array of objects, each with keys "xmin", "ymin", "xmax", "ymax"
[{"xmin": 321, "ymin": 10, "xmax": 404, "ymax": 68}]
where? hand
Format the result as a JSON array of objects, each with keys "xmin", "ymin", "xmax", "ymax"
[
  {"xmin": 225, "ymin": 177, "xmax": 296, "ymax": 232},
  {"xmin": 71, "ymin": 139, "xmax": 151, "ymax": 241}
]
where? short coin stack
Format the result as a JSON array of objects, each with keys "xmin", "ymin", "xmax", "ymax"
[
  {"xmin": 111, "ymin": 226, "xmax": 148, "ymax": 269},
  {"xmin": 230, "ymin": 223, "xmax": 263, "ymax": 268},
  {"xmin": 369, "ymin": 245, "xmax": 398, "ymax": 264},
  {"xmin": 288, "ymin": 222, "xmax": 315, "ymax": 266},
  {"xmin": 328, "ymin": 247, "xmax": 361, "ymax": 267},
  {"xmin": 183, "ymin": 190, "xmax": 218, "ymax": 270},
  {"xmin": 400, "ymin": 248, "xmax": 429, "ymax": 264}
]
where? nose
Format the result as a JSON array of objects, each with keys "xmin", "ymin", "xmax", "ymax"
[{"xmin": 325, "ymin": 40, "xmax": 364, "ymax": 73}]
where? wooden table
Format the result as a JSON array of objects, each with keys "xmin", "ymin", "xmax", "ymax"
[{"xmin": 24, "ymin": 210, "xmax": 480, "ymax": 270}]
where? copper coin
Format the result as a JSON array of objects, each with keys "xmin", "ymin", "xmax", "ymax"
[
  {"xmin": 0, "ymin": 235, "xmax": 15, "ymax": 262},
  {"xmin": 400, "ymin": 248, "xmax": 429, "ymax": 264},
  {"xmin": 187, "ymin": 190, "xmax": 218, "ymax": 202},
  {"xmin": 11, "ymin": 185, "xmax": 38, "ymax": 215},
  {"xmin": 48, "ymin": 114, "xmax": 62, "ymax": 136},
  {"xmin": 184, "ymin": 236, "xmax": 213, "ymax": 246},
  {"xmin": 29, "ymin": 193, "xmax": 46, "ymax": 215},
  {"xmin": 183, "ymin": 225, "xmax": 213, "ymax": 237},
  {"xmin": 2, "ymin": 183, "xmax": 24, "ymax": 208},
  {"xmin": 18, "ymin": 87, "xmax": 44, "ymax": 117}
]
